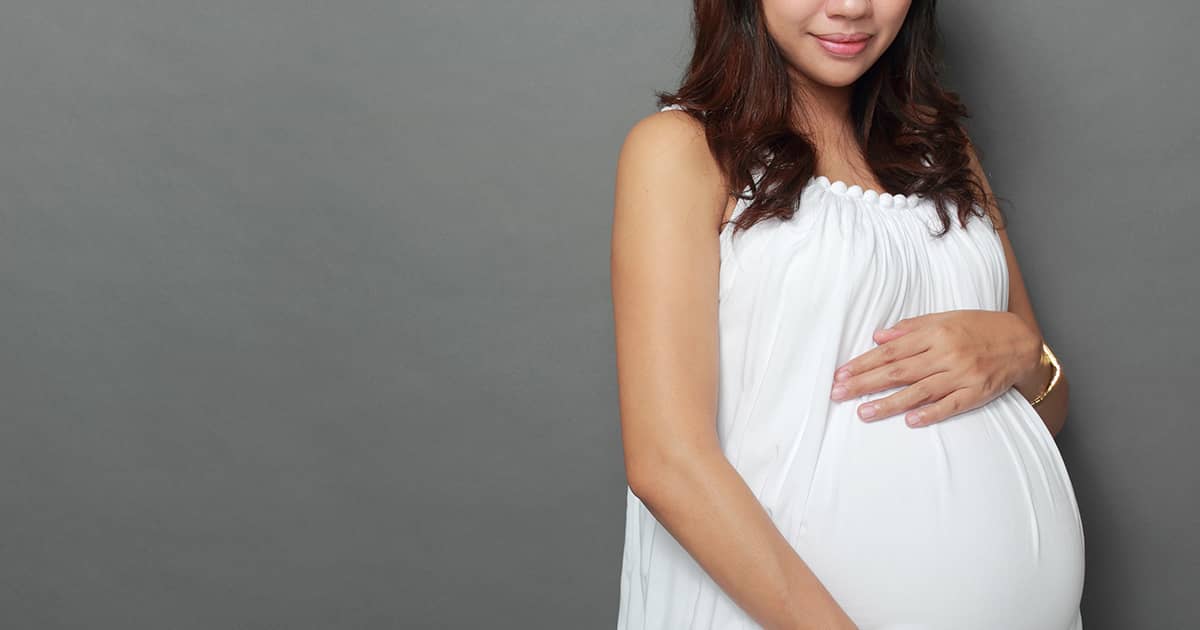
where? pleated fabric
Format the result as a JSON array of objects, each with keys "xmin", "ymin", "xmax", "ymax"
[{"xmin": 616, "ymin": 105, "xmax": 1085, "ymax": 630}]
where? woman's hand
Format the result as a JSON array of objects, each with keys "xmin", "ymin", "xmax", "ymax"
[{"xmin": 828, "ymin": 310, "xmax": 1042, "ymax": 428}]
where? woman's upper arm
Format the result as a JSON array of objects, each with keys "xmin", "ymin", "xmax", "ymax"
[
  {"xmin": 610, "ymin": 110, "xmax": 729, "ymax": 492},
  {"xmin": 964, "ymin": 140, "xmax": 1045, "ymax": 343}
]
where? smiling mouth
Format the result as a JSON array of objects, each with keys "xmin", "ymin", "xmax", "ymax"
[{"xmin": 812, "ymin": 33, "xmax": 872, "ymax": 57}]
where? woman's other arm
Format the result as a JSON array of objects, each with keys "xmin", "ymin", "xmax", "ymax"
[
  {"xmin": 964, "ymin": 139, "xmax": 1071, "ymax": 437},
  {"xmin": 611, "ymin": 109, "xmax": 856, "ymax": 630}
]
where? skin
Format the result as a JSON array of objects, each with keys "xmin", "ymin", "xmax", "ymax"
[
  {"xmin": 615, "ymin": 115, "xmax": 848, "ymax": 629},
  {"xmin": 828, "ymin": 141, "xmax": 1072, "ymax": 436},
  {"xmin": 613, "ymin": 1, "xmax": 1067, "ymax": 629},
  {"xmin": 763, "ymin": 0, "xmax": 1071, "ymax": 436}
]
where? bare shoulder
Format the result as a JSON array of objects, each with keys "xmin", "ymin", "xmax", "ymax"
[
  {"xmin": 614, "ymin": 109, "xmax": 729, "ymax": 231},
  {"xmin": 610, "ymin": 109, "xmax": 729, "ymax": 481},
  {"xmin": 620, "ymin": 107, "xmax": 711, "ymax": 164},
  {"xmin": 961, "ymin": 136, "xmax": 1007, "ymax": 232}
]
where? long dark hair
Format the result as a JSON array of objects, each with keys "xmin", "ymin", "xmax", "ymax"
[{"xmin": 658, "ymin": 0, "xmax": 1006, "ymax": 237}]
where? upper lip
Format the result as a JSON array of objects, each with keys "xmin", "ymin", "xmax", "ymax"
[{"xmin": 813, "ymin": 32, "xmax": 872, "ymax": 43}]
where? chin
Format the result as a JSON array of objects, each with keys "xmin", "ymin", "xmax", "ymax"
[
  {"xmin": 821, "ymin": 73, "xmax": 862, "ymax": 88},
  {"xmin": 800, "ymin": 66, "xmax": 865, "ymax": 88}
]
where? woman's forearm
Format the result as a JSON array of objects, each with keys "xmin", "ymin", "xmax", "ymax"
[{"xmin": 628, "ymin": 447, "xmax": 857, "ymax": 630}]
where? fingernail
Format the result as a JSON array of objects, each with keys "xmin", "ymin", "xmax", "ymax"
[
  {"xmin": 859, "ymin": 404, "xmax": 876, "ymax": 419},
  {"xmin": 906, "ymin": 412, "xmax": 922, "ymax": 426},
  {"xmin": 831, "ymin": 385, "xmax": 847, "ymax": 400},
  {"xmin": 834, "ymin": 368, "xmax": 851, "ymax": 382}
]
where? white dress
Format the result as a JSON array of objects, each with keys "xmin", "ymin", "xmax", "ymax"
[{"xmin": 616, "ymin": 104, "xmax": 1086, "ymax": 629}]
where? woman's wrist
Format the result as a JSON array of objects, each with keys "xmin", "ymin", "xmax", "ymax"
[
  {"xmin": 1013, "ymin": 331, "xmax": 1051, "ymax": 401},
  {"xmin": 1015, "ymin": 354, "xmax": 1052, "ymax": 401},
  {"xmin": 1014, "ymin": 339, "xmax": 1061, "ymax": 406}
]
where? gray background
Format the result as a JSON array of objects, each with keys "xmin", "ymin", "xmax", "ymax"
[{"xmin": 0, "ymin": 1, "xmax": 1195, "ymax": 628}]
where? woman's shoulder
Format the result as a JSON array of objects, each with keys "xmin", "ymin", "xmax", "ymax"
[
  {"xmin": 616, "ymin": 106, "xmax": 729, "ymax": 211},
  {"xmin": 619, "ymin": 105, "xmax": 729, "ymax": 232},
  {"xmin": 623, "ymin": 104, "xmax": 709, "ymax": 157}
]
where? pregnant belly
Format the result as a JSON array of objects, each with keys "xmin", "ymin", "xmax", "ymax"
[{"xmin": 786, "ymin": 388, "xmax": 1085, "ymax": 630}]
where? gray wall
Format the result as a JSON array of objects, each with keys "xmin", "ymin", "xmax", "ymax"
[{"xmin": 0, "ymin": 1, "xmax": 1195, "ymax": 628}]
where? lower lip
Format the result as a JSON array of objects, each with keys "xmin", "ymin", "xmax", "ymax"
[{"xmin": 814, "ymin": 36, "xmax": 870, "ymax": 57}]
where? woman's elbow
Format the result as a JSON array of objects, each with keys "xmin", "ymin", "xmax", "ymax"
[{"xmin": 625, "ymin": 440, "xmax": 715, "ymax": 505}]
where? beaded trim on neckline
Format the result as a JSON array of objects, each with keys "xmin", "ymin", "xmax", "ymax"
[{"xmin": 807, "ymin": 175, "xmax": 923, "ymax": 209}]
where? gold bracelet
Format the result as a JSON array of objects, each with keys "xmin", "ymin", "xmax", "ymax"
[{"xmin": 1029, "ymin": 341, "xmax": 1061, "ymax": 407}]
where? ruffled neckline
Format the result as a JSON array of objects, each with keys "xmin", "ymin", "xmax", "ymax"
[{"xmin": 807, "ymin": 175, "xmax": 925, "ymax": 209}]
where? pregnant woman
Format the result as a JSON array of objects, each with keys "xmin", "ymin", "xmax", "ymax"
[{"xmin": 610, "ymin": 1, "xmax": 1085, "ymax": 629}]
